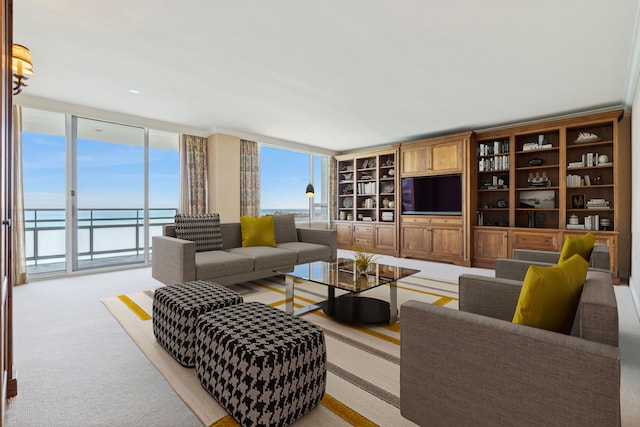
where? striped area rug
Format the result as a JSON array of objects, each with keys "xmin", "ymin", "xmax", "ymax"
[{"xmin": 102, "ymin": 275, "xmax": 458, "ymax": 426}]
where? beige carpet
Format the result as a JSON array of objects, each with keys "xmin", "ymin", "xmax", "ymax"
[{"xmin": 102, "ymin": 274, "xmax": 458, "ymax": 426}]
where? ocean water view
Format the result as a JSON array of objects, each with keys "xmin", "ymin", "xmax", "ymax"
[{"xmin": 25, "ymin": 207, "xmax": 312, "ymax": 273}]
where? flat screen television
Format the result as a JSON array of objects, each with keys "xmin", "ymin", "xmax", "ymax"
[{"xmin": 401, "ymin": 174, "xmax": 462, "ymax": 215}]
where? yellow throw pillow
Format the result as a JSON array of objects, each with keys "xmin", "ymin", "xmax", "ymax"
[
  {"xmin": 558, "ymin": 232, "xmax": 596, "ymax": 264},
  {"xmin": 240, "ymin": 216, "xmax": 276, "ymax": 247},
  {"xmin": 512, "ymin": 254, "xmax": 589, "ymax": 334}
]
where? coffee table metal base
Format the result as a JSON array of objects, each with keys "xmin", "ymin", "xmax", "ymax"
[
  {"xmin": 284, "ymin": 274, "xmax": 398, "ymax": 324},
  {"xmin": 322, "ymin": 295, "xmax": 391, "ymax": 324}
]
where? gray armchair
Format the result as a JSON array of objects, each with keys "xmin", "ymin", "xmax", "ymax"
[
  {"xmin": 400, "ymin": 269, "xmax": 620, "ymax": 426},
  {"xmin": 495, "ymin": 243, "xmax": 610, "ymax": 281}
]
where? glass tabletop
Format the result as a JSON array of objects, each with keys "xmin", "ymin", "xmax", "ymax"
[{"xmin": 286, "ymin": 258, "xmax": 420, "ymax": 293}]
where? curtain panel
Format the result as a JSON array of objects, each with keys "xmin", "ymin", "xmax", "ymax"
[
  {"xmin": 240, "ymin": 139, "xmax": 260, "ymax": 217},
  {"xmin": 329, "ymin": 156, "xmax": 337, "ymax": 221},
  {"xmin": 179, "ymin": 134, "xmax": 208, "ymax": 214},
  {"xmin": 12, "ymin": 105, "xmax": 28, "ymax": 285}
]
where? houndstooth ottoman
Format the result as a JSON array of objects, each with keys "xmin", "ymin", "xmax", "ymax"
[
  {"xmin": 152, "ymin": 280, "xmax": 243, "ymax": 367},
  {"xmin": 195, "ymin": 301, "xmax": 327, "ymax": 427}
]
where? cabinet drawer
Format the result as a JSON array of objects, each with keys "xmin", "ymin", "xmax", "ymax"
[
  {"xmin": 430, "ymin": 217, "xmax": 462, "ymax": 226},
  {"xmin": 353, "ymin": 237, "xmax": 373, "ymax": 248},
  {"xmin": 353, "ymin": 223, "xmax": 374, "ymax": 235},
  {"xmin": 510, "ymin": 231, "xmax": 561, "ymax": 252},
  {"xmin": 401, "ymin": 216, "xmax": 430, "ymax": 225}
]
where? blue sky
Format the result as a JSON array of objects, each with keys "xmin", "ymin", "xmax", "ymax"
[
  {"xmin": 23, "ymin": 132, "xmax": 179, "ymax": 209},
  {"xmin": 23, "ymin": 133, "xmax": 311, "ymax": 211},
  {"xmin": 259, "ymin": 146, "xmax": 312, "ymax": 210}
]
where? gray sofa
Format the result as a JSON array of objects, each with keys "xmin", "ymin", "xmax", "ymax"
[
  {"xmin": 151, "ymin": 215, "xmax": 337, "ymax": 286},
  {"xmin": 400, "ymin": 268, "xmax": 620, "ymax": 426},
  {"xmin": 494, "ymin": 243, "xmax": 611, "ymax": 281}
]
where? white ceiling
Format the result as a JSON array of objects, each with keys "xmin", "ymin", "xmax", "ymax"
[{"xmin": 12, "ymin": 0, "xmax": 640, "ymax": 153}]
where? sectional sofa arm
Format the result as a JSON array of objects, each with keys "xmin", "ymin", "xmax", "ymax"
[
  {"xmin": 400, "ymin": 301, "xmax": 621, "ymax": 427},
  {"xmin": 494, "ymin": 258, "xmax": 554, "ymax": 281},
  {"xmin": 513, "ymin": 248, "xmax": 560, "ymax": 263},
  {"xmin": 590, "ymin": 243, "xmax": 611, "ymax": 270},
  {"xmin": 151, "ymin": 235, "xmax": 197, "ymax": 285},
  {"xmin": 296, "ymin": 228, "xmax": 338, "ymax": 259},
  {"xmin": 458, "ymin": 274, "xmax": 522, "ymax": 321}
]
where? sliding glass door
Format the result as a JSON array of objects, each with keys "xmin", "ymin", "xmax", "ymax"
[
  {"xmin": 74, "ymin": 118, "xmax": 146, "ymax": 270},
  {"xmin": 22, "ymin": 107, "xmax": 179, "ymax": 276},
  {"xmin": 22, "ymin": 109, "xmax": 67, "ymax": 274}
]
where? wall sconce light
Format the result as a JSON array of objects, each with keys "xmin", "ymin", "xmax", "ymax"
[{"xmin": 12, "ymin": 44, "xmax": 34, "ymax": 95}]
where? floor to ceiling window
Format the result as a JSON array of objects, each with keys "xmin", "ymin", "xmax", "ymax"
[
  {"xmin": 260, "ymin": 145, "xmax": 329, "ymax": 223},
  {"xmin": 21, "ymin": 107, "xmax": 179, "ymax": 276},
  {"xmin": 22, "ymin": 108, "xmax": 67, "ymax": 274}
]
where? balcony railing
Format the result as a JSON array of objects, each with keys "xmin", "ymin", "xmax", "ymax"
[{"xmin": 25, "ymin": 208, "xmax": 178, "ymax": 274}]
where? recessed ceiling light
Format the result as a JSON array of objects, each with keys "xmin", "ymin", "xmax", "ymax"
[{"xmin": 129, "ymin": 89, "xmax": 142, "ymax": 94}]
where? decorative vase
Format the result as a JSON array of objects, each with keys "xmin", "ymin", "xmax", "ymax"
[
  {"xmin": 382, "ymin": 198, "xmax": 390, "ymax": 208},
  {"xmin": 356, "ymin": 263, "xmax": 369, "ymax": 276},
  {"xmin": 388, "ymin": 200, "xmax": 395, "ymax": 209}
]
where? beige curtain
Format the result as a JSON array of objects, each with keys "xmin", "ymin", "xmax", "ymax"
[
  {"xmin": 329, "ymin": 156, "xmax": 337, "ymax": 221},
  {"xmin": 240, "ymin": 139, "xmax": 260, "ymax": 217},
  {"xmin": 12, "ymin": 105, "xmax": 28, "ymax": 285},
  {"xmin": 179, "ymin": 134, "xmax": 208, "ymax": 214}
]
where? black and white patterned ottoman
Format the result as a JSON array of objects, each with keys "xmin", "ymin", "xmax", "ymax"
[
  {"xmin": 195, "ymin": 301, "xmax": 326, "ymax": 427},
  {"xmin": 153, "ymin": 280, "xmax": 243, "ymax": 367}
]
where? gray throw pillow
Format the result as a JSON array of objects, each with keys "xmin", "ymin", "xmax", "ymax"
[
  {"xmin": 271, "ymin": 214, "xmax": 298, "ymax": 243},
  {"xmin": 174, "ymin": 213, "xmax": 223, "ymax": 252}
]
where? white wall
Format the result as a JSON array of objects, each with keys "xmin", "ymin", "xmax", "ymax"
[
  {"xmin": 630, "ymin": 82, "xmax": 639, "ymax": 311},
  {"xmin": 208, "ymin": 134, "xmax": 241, "ymax": 222}
]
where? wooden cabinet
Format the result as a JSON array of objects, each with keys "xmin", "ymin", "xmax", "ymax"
[
  {"xmin": 400, "ymin": 217, "xmax": 430, "ymax": 258},
  {"xmin": 375, "ymin": 224, "xmax": 397, "ymax": 253},
  {"xmin": 335, "ymin": 147, "xmax": 399, "ymax": 256},
  {"xmin": 472, "ymin": 110, "xmax": 626, "ymax": 278},
  {"xmin": 400, "ymin": 132, "xmax": 469, "ymax": 176},
  {"xmin": 352, "ymin": 223, "xmax": 374, "ymax": 248},
  {"xmin": 429, "ymin": 219, "xmax": 464, "ymax": 260},
  {"xmin": 335, "ymin": 222, "xmax": 353, "ymax": 248},
  {"xmin": 472, "ymin": 227, "xmax": 509, "ymax": 268},
  {"xmin": 401, "ymin": 216, "xmax": 465, "ymax": 264},
  {"xmin": 510, "ymin": 229, "xmax": 562, "ymax": 252}
]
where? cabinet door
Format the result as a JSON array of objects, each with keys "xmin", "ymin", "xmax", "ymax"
[
  {"xmin": 400, "ymin": 224, "xmax": 430, "ymax": 257},
  {"xmin": 473, "ymin": 228, "xmax": 509, "ymax": 267},
  {"xmin": 335, "ymin": 222, "xmax": 353, "ymax": 249},
  {"xmin": 375, "ymin": 224, "xmax": 397, "ymax": 254},
  {"xmin": 400, "ymin": 146, "xmax": 428, "ymax": 176},
  {"xmin": 430, "ymin": 140, "xmax": 463, "ymax": 174},
  {"xmin": 510, "ymin": 230, "xmax": 561, "ymax": 252},
  {"xmin": 429, "ymin": 225, "xmax": 463, "ymax": 259}
]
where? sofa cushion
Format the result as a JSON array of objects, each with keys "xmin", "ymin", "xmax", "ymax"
[
  {"xmin": 512, "ymin": 254, "xmax": 589, "ymax": 334},
  {"xmin": 227, "ymin": 246, "xmax": 297, "ymax": 270},
  {"xmin": 240, "ymin": 216, "xmax": 276, "ymax": 247},
  {"xmin": 272, "ymin": 214, "xmax": 298, "ymax": 243},
  {"xmin": 558, "ymin": 232, "xmax": 595, "ymax": 264},
  {"xmin": 277, "ymin": 242, "xmax": 332, "ymax": 264},
  {"xmin": 195, "ymin": 250, "xmax": 254, "ymax": 278},
  {"xmin": 174, "ymin": 213, "xmax": 223, "ymax": 252}
]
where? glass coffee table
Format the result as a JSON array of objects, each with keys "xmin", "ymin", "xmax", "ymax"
[{"xmin": 278, "ymin": 258, "xmax": 419, "ymax": 324}]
